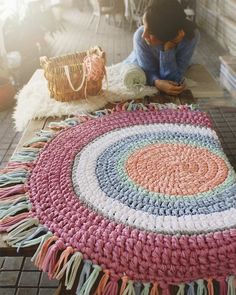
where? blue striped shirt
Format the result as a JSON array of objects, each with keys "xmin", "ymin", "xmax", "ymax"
[{"xmin": 124, "ymin": 26, "xmax": 200, "ymax": 85}]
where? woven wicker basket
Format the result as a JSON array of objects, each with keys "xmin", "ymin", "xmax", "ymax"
[{"xmin": 40, "ymin": 47, "xmax": 106, "ymax": 102}]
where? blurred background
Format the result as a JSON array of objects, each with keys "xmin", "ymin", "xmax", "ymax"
[
  {"xmin": 0, "ymin": 0, "xmax": 235, "ymax": 88},
  {"xmin": 0, "ymin": 0, "xmax": 196, "ymax": 88}
]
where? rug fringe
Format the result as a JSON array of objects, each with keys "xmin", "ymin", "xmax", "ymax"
[
  {"xmin": 0, "ymin": 170, "xmax": 28, "ymax": 187},
  {"xmin": 187, "ymin": 282, "xmax": 195, "ymax": 295},
  {"xmin": 0, "ymin": 194, "xmax": 27, "ymax": 208},
  {"xmin": 36, "ymin": 130, "xmax": 55, "ymax": 138},
  {"xmin": 11, "ymin": 149, "xmax": 39, "ymax": 163},
  {"xmin": 23, "ymin": 130, "xmax": 54, "ymax": 148},
  {"xmin": 207, "ymin": 279, "xmax": 214, "ymax": 295},
  {"xmin": 76, "ymin": 260, "xmax": 92, "ymax": 294},
  {"xmin": 227, "ymin": 276, "xmax": 236, "ymax": 295},
  {"xmin": 177, "ymin": 284, "xmax": 185, "ymax": 295},
  {"xmin": 197, "ymin": 279, "xmax": 207, "ymax": 295},
  {"xmin": 15, "ymin": 226, "xmax": 48, "ymax": 251},
  {"xmin": 35, "ymin": 235, "xmax": 58, "ymax": 269},
  {"xmin": 52, "ymin": 246, "xmax": 74, "ymax": 279},
  {"xmin": 150, "ymin": 282, "xmax": 159, "ymax": 295},
  {"xmin": 119, "ymin": 276, "xmax": 129, "ymax": 295},
  {"xmin": 7, "ymin": 217, "xmax": 38, "ymax": 239},
  {"xmin": 31, "ymin": 232, "xmax": 53, "ymax": 263},
  {"xmin": 112, "ymin": 101, "xmax": 197, "ymax": 113},
  {"xmin": 46, "ymin": 101, "xmax": 199, "ymax": 131},
  {"xmin": 0, "ymin": 200, "xmax": 31, "ymax": 219},
  {"xmin": 64, "ymin": 252, "xmax": 83, "ymax": 290},
  {"xmin": 48, "ymin": 118, "xmax": 84, "ymax": 130},
  {"xmin": 41, "ymin": 238, "xmax": 66, "ymax": 278},
  {"xmin": 78, "ymin": 264, "xmax": 101, "ymax": 295},
  {"xmin": 122, "ymin": 280, "xmax": 135, "ymax": 295},
  {"xmin": 94, "ymin": 270, "xmax": 110, "ymax": 295},
  {"xmin": 139, "ymin": 283, "xmax": 150, "ymax": 295},
  {"xmin": 0, "ymin": 212, "xmax": 30, "ymax": 232},
  {"xmin": 0, "ymin": 184, "xmax": 26, "ymax": 200},
  {"xmin": 103, "ymin": 280, "xmax": 119, "ymax": 295},
  {"xmin": 0, "ymin": 163, "xmax": 32, "ymax": 174},
  {"xmin": 219, "ymin": 278, "xmax": 227, "ymax": 295}
]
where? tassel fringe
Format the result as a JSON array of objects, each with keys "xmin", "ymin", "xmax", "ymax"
[
  {"xmin": 77, "ymin": 264, "xmax": 101, "ymax": 295},
  {"xmin": 47, "ymin": 102, "xmax": 197, "ymax": 130},
  {"xmin": 52, "ymin": 246, "xmax": 74, "ymax": 279},
  {"xmin": 65, "ymin": 252, "xmax": 83, "ymax": 290},
  {"xmin": 122, "ymin": 280, "xmax": 135, "ymax": 295},
  {"xmin": 0, "ymin": 184, "xmax": 26, "ymax": 200},
  {"xmin": 94, "ymin": 270, "xmax": 110, "ymax": 295},
  {"xmin": 103, "ymin": 280, "xmax": 119, "ymax": 295}
]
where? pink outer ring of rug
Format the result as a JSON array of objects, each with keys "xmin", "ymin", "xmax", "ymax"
[
  {"xmin": 125, "ymin": 143, "xmax": 228, "ymax": 195},
  {"xmin": 28, "ymin": 110, "xmax": 236, "ymax": 287}
]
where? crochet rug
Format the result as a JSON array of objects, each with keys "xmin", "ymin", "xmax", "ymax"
[
  {"xmin": 13, "ymin": 63, "xmax": 157, "ymax": 132},
  {"xmin": 1, "ymin": 102, "xmax": 236, "ymax": 294}
]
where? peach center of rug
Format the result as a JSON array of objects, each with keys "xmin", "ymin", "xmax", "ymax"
[{"xmin": 125, "ymin": 143, "xmax": 228, "ymax": 196}]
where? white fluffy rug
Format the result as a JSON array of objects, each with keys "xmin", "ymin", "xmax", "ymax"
[{"xmin": 13, "ymin": 63, "xmax": 157, "ymax": 131}]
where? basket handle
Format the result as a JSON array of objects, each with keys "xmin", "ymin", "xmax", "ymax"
[
  {"xmin": 88, "ymin": 46, "xmax": 105, "ymax": 59},
  {"xmin": 64, "ymin": 64, "xmax": 86, "ymax": 92},
  {"xmin": 40, "ymin": 56, "xmax": 49, "ymax": 67}
]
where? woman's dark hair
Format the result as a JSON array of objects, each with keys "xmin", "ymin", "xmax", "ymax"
[{"xmin": 144, "ymin": 0, "xmax": 197, "ymax": 42}]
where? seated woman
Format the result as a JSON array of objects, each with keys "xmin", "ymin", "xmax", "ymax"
[{"xmin": 124, "ymin": 0, "xmax": 200, "ymax": 96}]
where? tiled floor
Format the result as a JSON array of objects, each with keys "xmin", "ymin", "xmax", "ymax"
[
  {"xmin": 0, "ymin": 257, "xmax": 59, "ymax": 295},
  {"xmin": 0, "ymin": 6, "xmax": 233, "ymax": 295}
]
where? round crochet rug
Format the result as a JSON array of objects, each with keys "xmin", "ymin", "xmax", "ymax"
[{"xmin": 1, "ymin": 102, "xmax": 236, "ymax": 295}]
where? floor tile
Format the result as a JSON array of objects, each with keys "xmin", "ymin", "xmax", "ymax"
[
  {"xmin": 16, "ymin": 288, "xmax": 38, "ymax": 295},
  {"xmin": 38, "ymin": 288, "xmax": 58, "ymax": 295},
  {"xmin": 0, "ymin": 271, "xmax": 19, "ymax": 286},
  {"xmin": 3, "ymin": 257, "xmax": 24, "ymax": 271},
  {"xmin": 18, "ymin": 271, "xmax": 41, "ymax": 287},
  {"xmin": 22, "ymin": 258, "xmax": 39, "ymax": 271},
  {"xmin": 40, "ymin": 273, "xmax": 59, "ymax": 287},
  {"xmin": 0, "ymin": 288, "xmax": 16, "ymax": 295}
]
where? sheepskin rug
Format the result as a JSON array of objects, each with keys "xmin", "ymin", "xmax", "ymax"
[{"xmin": 13, "ymin": 63, "xmax": 157, "ymax": 131}]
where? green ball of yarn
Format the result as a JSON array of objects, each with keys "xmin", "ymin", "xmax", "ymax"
[{"xmin": 122, "ymin": 64, "xmax": 147, "ymax": 94}]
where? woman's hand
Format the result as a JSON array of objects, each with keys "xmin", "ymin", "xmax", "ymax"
[
  {"xmin": 164, "ymin": 30, "xmax": 185, "ymax": 51},
  {"xmin": 155, "ymin": 80, "xmax": 185, "ymax": 96}
]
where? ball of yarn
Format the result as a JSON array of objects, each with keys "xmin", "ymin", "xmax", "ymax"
[
  {"xmin": 83, "ymin": 54, "xmax": 105, "ymax": 81},
  {"xmin": 122, "ymin": 64, "xmax": 147, "ymax": 93}
]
